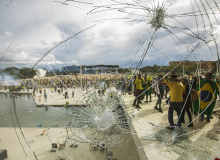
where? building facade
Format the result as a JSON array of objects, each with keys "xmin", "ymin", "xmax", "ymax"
[{"xmin": 169, "ymin": 60, "xmax": 214, "ymax": 71}]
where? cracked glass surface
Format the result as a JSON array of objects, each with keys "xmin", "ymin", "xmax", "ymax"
[{"xmin": 0, "ymin": 0, "xmax": 220, "ymax": 160}]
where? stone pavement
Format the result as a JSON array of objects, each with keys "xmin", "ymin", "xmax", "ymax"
[
  {"xmin": 1, "ymin": 87, "xmax": 220, "ymax": 159},
  {"xmin": 123, "ymin": 93, "xmax": 220, "ymax": 160}
]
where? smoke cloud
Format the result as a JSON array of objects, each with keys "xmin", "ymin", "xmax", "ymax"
[{"xmin": 0, "ymin": 73, "xmax": 19, "ymax": 86}]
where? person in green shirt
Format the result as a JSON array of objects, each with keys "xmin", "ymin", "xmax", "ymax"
[{"xmin": 145, "ymin": 77, "xmax": 152, "ymax": 102}]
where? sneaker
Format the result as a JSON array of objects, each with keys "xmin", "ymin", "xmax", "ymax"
[
  {"xmin": 187, "ymin": 123, "xmax": 194, "ymax": 127},
  {"xmin": 166, "ymin": 126, "xmax": 174, "ymax": 130},
  {"xmin": 204, "ymin": 120, "xmax": 210, "ymax": 123},
  {"xmin": 201, "ymin": 118, "xmax": 205, "ymax": 122},
  {"xmin": 158, "ymin": 108, "xmax": 163, "ymax": 113},
  {"xmin": 136, "ymin": 106, "xmax": 141, "ymax": 109},
  {"xmin": 154, "ymin": 106, "xmax": 158, "ymax": 110},
  {"xmin": 165, "ymin": 100, "xmax": 169, "ymax": 105},
  {"xmin": 145, "ymin": 101, "xmax": 148, "ymax": 103}
]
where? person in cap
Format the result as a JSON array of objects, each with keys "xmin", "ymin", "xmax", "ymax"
[{"xmin": 160, "ymin": 74, "xmax": 184, "ymax": 130}]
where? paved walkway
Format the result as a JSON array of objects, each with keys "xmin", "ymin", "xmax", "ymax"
[
  {"xmin": 1, "ymin": 88, "xmax": 220, "ymax": 159},
  {"xmin": 123, "ymin": 94, "xmax": 220, "ymax": 160}
]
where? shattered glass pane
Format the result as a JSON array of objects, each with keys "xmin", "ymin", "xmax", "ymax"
[{"xmin": 0, "ymin": 0, "xmax": 220, "ymax": 159}]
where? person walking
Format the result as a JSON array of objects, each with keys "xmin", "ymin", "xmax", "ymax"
[
  {"xmin": 164, "ymin": 76, "xmax": 170, "ymax": 99},
  {"xmin": 160, "ymin": 74, "xmax": 183, "ymax": 130},
  {"xmin": 180, "ymin": 75, "xmax": 193, "ymax": 127},
  {"xmin": 133, "ymin": 74, "xmax": 144, "ymax": 109},
  {"xmin": 72, "ymin": 91, "xmax": 74, "ymax": 98},
  {"xmin": 154, "ymin": 76, "xmax": 164, "ymax": 113},
  {"xmin": 44, "ymin": 90, "xmax": 47, "ymax": 102}
]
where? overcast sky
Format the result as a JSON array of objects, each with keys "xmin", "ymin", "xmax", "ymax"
[{"xmin": 0, "ymin": 0, "xmax": 220, "ymax": 70}]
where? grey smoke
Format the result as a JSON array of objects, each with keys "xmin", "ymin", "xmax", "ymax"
[{"xmin": 0, "ymin": 73, "xmax": 19, "ymax": 86}]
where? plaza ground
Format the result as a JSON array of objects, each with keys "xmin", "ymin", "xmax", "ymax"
[{"xmin": 0, "ymin": 87, "xmax": 220, "ymax": 160}]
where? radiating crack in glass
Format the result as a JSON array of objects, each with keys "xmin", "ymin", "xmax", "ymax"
[{"xmin": 1, "ymin": 0, "xmax": 220, "ymax": 160}]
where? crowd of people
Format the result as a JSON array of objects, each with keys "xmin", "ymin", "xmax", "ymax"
[
  {"xmin": 130, "ymin": 72, "xmax": 219, "ymax": 130},
  {"xmin": 1, "ymin": 72, "xmax": 219, "ymax": 130}
]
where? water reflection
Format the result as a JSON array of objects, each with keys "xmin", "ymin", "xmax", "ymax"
[{"xmin": 0, "ymin": 93, "xmax": 85, "ymax": 128}]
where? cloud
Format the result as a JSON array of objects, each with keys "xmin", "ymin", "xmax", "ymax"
[{"xmin": 0, "ymin": 0, "xmax": 219, "ymax": 71}]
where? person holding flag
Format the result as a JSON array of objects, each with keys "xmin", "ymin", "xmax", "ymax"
[
  {"xmin": 145, "ymin": 75, "xmax": 152, "ymax": 102},
  {"xmin": 193, "ymin": 72, "xmax": 218, "ymax": 123}
]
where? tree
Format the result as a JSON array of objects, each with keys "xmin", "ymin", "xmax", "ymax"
[
  {"xmin": 212, "ymin": 60, "xmax": 219, "ymax": 72},
  {"xmin": 45, "ymin": 71, "xmax": 54, "ymax": 77},
  {"xmin": 2, "ymin": 67, "xmax": 19, "ymax": 76},
  {"xmin": 118, "ymin": 68, "xmax": 128, "ymax": 73},
  {"xmin": 18, "ymin": 67, "xmax": 36, "ymax": 79}
]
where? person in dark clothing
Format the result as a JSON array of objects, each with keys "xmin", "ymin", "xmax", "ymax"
[
  {"xmin": 65, "ymin": 91, "xmax": 68, "ymax": 99},
  {"xmin": 164, "ymin": 76, "xmax": 170, "ymax": 99},
  {"xmin": 180, "ymin": 76, "xmax": 193, "ymax": 127},
  {"xmin": 133, "ymin": 76, "xmax": 137, "ymax": 96},
  {"xmin": 191, "ymin": 76, "xmax": 197, "ymax": 90},
  {"xmin": 154, "ymin": 76, "xmax": 164, "ymax": 113},
  {"xmin": 191, "ymin": 76, "xmax": 198, "ymax": 115}
]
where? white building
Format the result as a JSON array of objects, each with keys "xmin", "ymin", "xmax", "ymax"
[
  {"xmin": 34, "ymin": 68, "xmax": 47, "ymax": 78},
  {"xmin": 130, "ymin": 68, "xmax": 139, "ymax": 74}
]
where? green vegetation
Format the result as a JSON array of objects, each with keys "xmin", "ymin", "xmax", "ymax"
[
  {"xmin": 118, "ymin": 68, "xmax": 129, "ymax": 73},
  {"xmin": 140, "ymin": 64, "xmax": 198, "ymax": 74},
  {"xmin": 85, "ymin": 65, "xmax": 119, "ymax": 69},
  {"xmin": 212, "ymin": 60, "xmax": 220, "ymax": 72},
  {"xmin": 117, "ymin": 64, "xmax": 198, "ymax": 74},
  {"xmin": 1, "ymin": 67, "xmax": 37, "ymax": 79},
  {"xmin": 19, "ymin": 67, "xmax": 37, "ymax": 78}
]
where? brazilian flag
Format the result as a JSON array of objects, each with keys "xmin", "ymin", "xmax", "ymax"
[
  {"xmin": 141, "ymin": 82, "xmax": 146, "ymax": 100},
  {"xmin": 193, "ymin": 79, "xmax": 218, "ymax": 116},
  {"xmin": 140, "ymin": 80, "xmax": 152, "ymax": 99},
  {"xmin": 145, "ymin": 80, "xmax": 152, "ymax": 96}
]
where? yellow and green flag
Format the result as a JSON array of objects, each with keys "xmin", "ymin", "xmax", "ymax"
[
  {"xmin": 193, "ymin": 79, "xmax": 218, "ymax": 116},
  {"xmin": 146, "ymin": 80, "xmax": 152, "ymax": 96}
]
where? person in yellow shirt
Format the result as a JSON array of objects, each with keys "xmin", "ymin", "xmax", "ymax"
[
  {"xmin": 133, "ymin": 74, "xmax": 144, "ymax": 109},
  {"xmin": 160, "ymin": 74, "xmax": 183, "ymax": 130}
]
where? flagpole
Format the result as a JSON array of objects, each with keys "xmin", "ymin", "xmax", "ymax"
[{"xmin": 80, "ymin": 58, "xmax": 82, "ymax": 90}]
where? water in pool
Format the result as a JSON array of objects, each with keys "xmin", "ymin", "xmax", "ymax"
[{"xmin": 0, "ymin": 93, "xmax": 88, "ymax": 128}]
